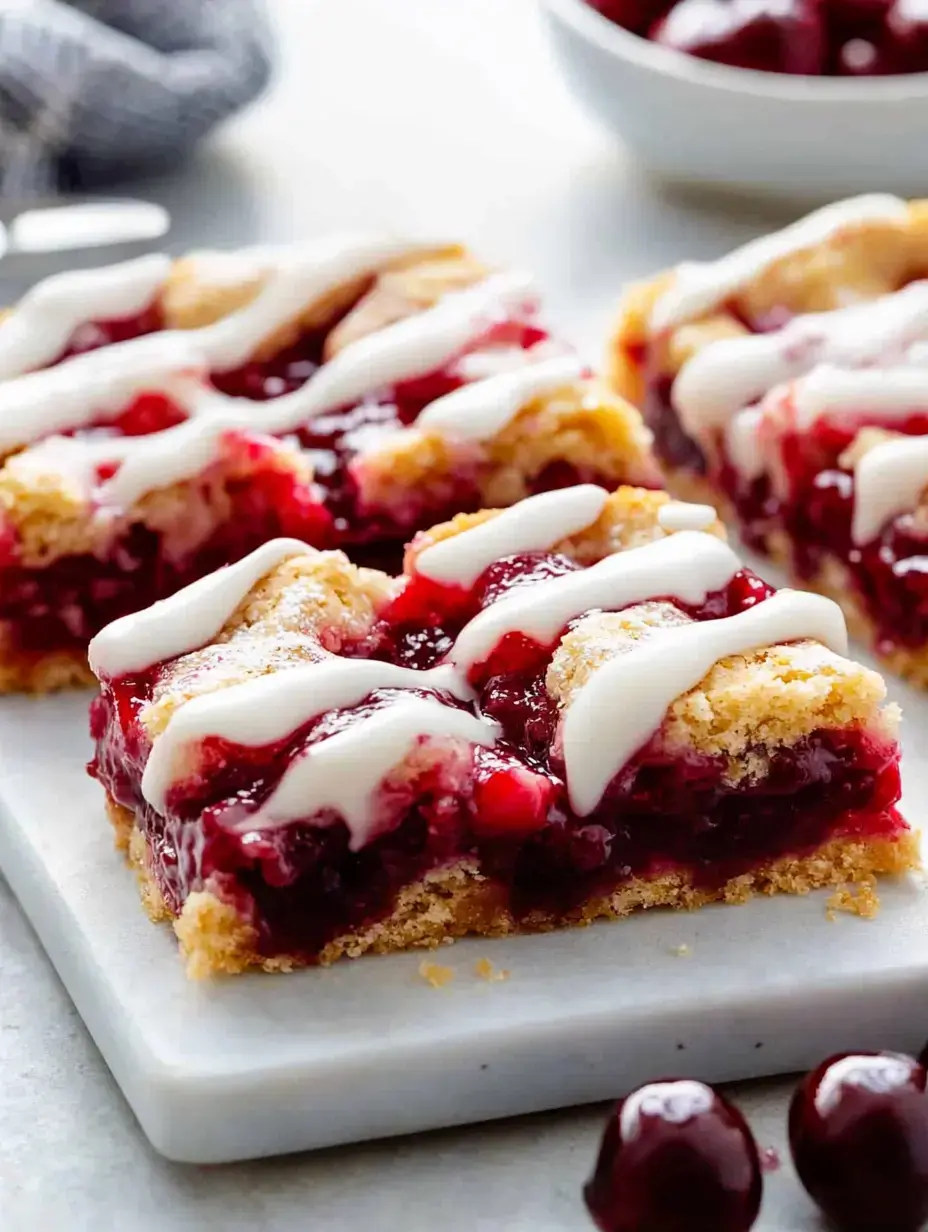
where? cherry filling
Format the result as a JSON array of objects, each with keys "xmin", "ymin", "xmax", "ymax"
[
  {"xmin": 1, "ymin": 310, "xmax": 610, "ymax": 657},
  {"xmin": 721, "ymin": 411, "xmax": 928, "ymax": 652},
  {"xmin": 89, "ymin": 551, "xmax": 904, "ymax": 963},
  {"xmin": 55, "ymin": 304, "xmax": 165, "ymax": 366},
  {"xmin": 0, "ymin": 441, "xmax": 334, "ymax": 657},
  {"xmin": 635, "ymin": 299, "xmax": 928, "ymax": 653}
]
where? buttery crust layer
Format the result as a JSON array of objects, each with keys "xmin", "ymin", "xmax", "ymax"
[{"xmin": 106, "ymin": 798, "xmax": 921, "ymax": 979}]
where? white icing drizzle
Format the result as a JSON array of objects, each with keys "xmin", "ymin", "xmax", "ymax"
[
  {"xmin": 672, "ymin": 280, "xmax": 928, "ymax": 441},
  {"xmin": 415, "ymin": 485, "xmax": 608, "ymax": 587},
  {"xmin": 791, "ymin": 360, "xmax": 928, "ymax": 424},
  {"xmin": 240, "ymin": 698, "xmax": 499, "ymax": 851},
  {"xmin": 656, "ymin": 501, "xmax": 717, "ymax": 533},
  {"xmin": 7, "ymin": 268, "xmax": 539, "ymax": 509},
  {"xmin": 651, "ymin": 195, "xmax": 907, "ymax": 333},
  {"xmin": 0, "ymin": 253, "xmax": 172, "ymax": 382},
  {"xmin": 194, "ymin": 234, "xmax": 444, "ymax": 372},
  {"xmin": 88, "ymin": 538, "xmax": 314, "ymax": 677},
  {"xmin": 141, "ymin": 659, "xmax": 471, "ymax": 811},
  {"xmin": 98, "ymin": 494, "xmax": 853, "ymax": 843},
  {"xmin": 0, "ymin": 332, "xmax": 207, "ymax": 453},
  {"xmin": 449, "ymin": 531, "xmax": 742, "ymax": 673},
  {"xmin": 0, "ymin": 235, "xmax": 449, "ymax": 453},
  {"xmin": 724, "ymin": 407, "xmax": 766, "ymax": 481},
  {"xmin": 242, "ymin": 269, "xmax": 536, "ymax": 434},
  {"xmin": 415, "ymin": 354, "xmax": 585, "ymax": 441},
  {"xmin": 563, "ymin": 589, "xmax": 848, "ymax": 816},
  {"xmin": 852, "ymin": 435, "xmax": 928, "ymax": 544},
  {"xmin": 721, "ymin": 347, "xmax": 928, "ymax": 528},
  {"xmin": 94, "ymin": 397, "xmax": 260, "ymax": 510}
]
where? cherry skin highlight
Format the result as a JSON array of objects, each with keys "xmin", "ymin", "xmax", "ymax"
[
  {"xmin": 583, "ymin": 1079, "xmax": 762, "ymax": 1232},
  {"xmin": 789, "ymin": 1051, "xmax": 928, "ymax": 1232},
  {"xmin": 649, "ymin": 0, "xmax": 827, "ymax": 74},
  {"xmin": 886, "ymin": 0, "xmax": 928, "ymax": 68}
]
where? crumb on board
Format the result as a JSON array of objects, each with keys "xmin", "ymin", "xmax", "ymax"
[
  {"xmin": 826, "ymin": 877, "xmax": 880, "ymax": 921},
  {"xmin": 474, "ymin": 957, "xmax": 510, "ymax": 983},
  {"xmin": 670, "ymin": 943, "xmax": 693, "ymax": 958},
  {"xmin": 418, "ymin": 959, "xmax": 455, "ymax": 988}
]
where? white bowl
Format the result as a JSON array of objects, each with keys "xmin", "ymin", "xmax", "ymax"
[{"xmin": 541, "ymin": 0, "xmax": 928, "ymax": 198}]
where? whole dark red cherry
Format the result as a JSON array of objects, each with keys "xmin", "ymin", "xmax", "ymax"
[
  {"xmin": 586, "ymin": 0, "xmax": 674, "ymax": 35},
  {"xmin": 584, "ymin": 1079, "xmax": 762, "ymax": 1232},
  {"xmin": 649, "ymin": 0, "xmax": 827, "ymax": 75},
  {"xmin": 789, "ymin": 1051, "xmax": 928, "ymax": 1232}
]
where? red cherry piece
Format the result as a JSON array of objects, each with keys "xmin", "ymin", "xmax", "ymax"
[
  {"xmin": 649, "ymin": 0, "xmax": 827, "ymax": 74},
  {"xmin": 584, "ymin": 1079, "xmax": 762, "ymax": 1232},
  {"xmin": 789, "ymin": 1051, "xmax": 928, "ymax": 1232},
  {"xmin": 586, "ymin": 0, "xmax": 674, "ymax": 35}
]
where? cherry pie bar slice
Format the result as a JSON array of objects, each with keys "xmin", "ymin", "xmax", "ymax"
[
  {"xmin": 608, "ymin": 193, "xmax": 928, "ymax": 685},
  {"xmin": 87, "ymin": 485, "xmax": 918, "ymax": 977},
  {"xmin": 0, "ymin": 239, "xmax": 657, "ymax": 693}
]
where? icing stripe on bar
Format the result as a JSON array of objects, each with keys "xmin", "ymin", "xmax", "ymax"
[
  {"xmin": 88, "ymin": 538, "xmax": 314, "ymax": 678},
  {"xmin": 95, "ymin": 490, "xmax": 855, "ymax": 845},
  {"xmin": 7, "ymin": 270, "xmax": 538, "ymax": 510},
  {"xmin": 196, "ymin": 234, "xmax": 447, "ymax": 371},
  {"xmin": 852, "ymin": 435, "xmax": 928, "ymax": 544},
  {"xmin": 651, "ymin": 195, "xmax": 906, "ymax": 333},
  {"xmin": 141, "ymin": 659, "xmax": 470, "ymax": 810},
  {"xmin": 449, "ymin": 531, "xmax": 742, "ymax": 673},
  {"xmin": 791, "ymin": 361, "xmax": 928, "ymax": 424},
  {"xmin": 415, "ymin": 485, "xmax": 608, "ymax": 587},
  {"xmin": 245, "ymin": 270, "xmax": 537, "ymax": 435},
  {"xmin": 415, "ymin": 354, "xmax": 585, "ymax": 441},
  {"xmin": 0, "ymin": 253, "xmax": 172, "ymax": 382},
  {"xmin": 656, "ymin": 501, "xmax": 717, "ymax": 533},
  {"xmin": 563, "ymin": 589, "xmax": 848, "ymax": 815},
  {"xmin": 239, "ymin": 698, "xmax": 500, "ymax": 850},
  {"xmin": 0, "ymin": 332, "xmax": 207, "ymax": 454},
  {"xmin": 672, "ymin": 281, "xmax": 928, "ymax": 441}
]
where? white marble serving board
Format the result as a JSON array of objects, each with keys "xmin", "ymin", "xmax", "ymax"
[{"xmin": 1, "ymin": 677, "xmax": 928, "ymax": 1165}]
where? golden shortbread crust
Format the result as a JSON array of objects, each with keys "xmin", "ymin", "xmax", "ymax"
[{"xmin": 106, "ymin": 797, "xmax": 921, "ymax": 980}]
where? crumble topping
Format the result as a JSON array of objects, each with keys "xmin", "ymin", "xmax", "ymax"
[{"xmin": 143, "ymin": 550, "xmax": 396, "ymax": 737}]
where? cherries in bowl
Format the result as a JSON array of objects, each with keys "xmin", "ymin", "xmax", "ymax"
[
  {"xmin": 541, "ymin": 0, "xmax": 928, "ymax": 195},
  {"xmin": 589, "ymin": 0, "xmax": 928, "ymax": 77}
]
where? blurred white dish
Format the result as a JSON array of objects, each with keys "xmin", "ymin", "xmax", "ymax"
[{"xmin": 541, "ymin": 0, "xmax": 928, "ymax": 198}]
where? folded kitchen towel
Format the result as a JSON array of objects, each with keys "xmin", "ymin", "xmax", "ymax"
[{"xmin": 0, "ymin": 0, "xmax": 274, "ymax": 196}]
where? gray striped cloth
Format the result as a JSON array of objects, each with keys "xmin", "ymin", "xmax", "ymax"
[{"xmin": 0, "ymin": 0, "xmax": 274, "ymax": 196}]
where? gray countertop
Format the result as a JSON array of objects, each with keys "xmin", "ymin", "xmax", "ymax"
[{"xmin": 0, "ymin": 2, "xmax": 857, "ymax": 1227}]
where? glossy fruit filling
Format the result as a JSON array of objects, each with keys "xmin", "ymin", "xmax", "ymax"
[
  {"xmin": 0, "ymin": 438, "xmax": 333, "ymax": 657},
  {"xmin": 587, "ymin": 0, "xmax": 928, "ymax": 76},
  {"xmin": 55, "ymin": 304, "xmax": 165, "ymax": 365},
  {"xmin": 89, "ymin": 550, "xmax": 904, "ymax": 963},
  {"xmin": 634, "ymin": 305, "xmax": 928, "ymax": 653}
]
